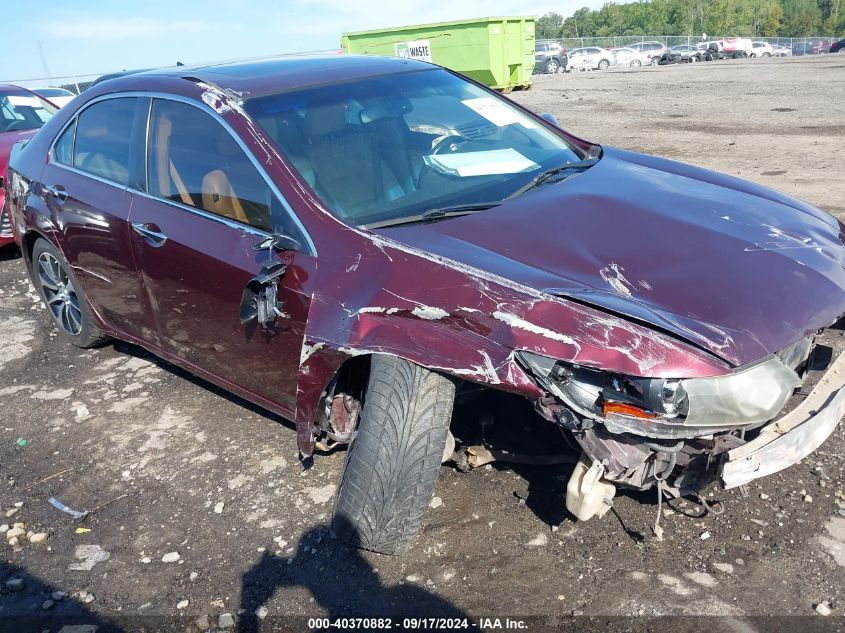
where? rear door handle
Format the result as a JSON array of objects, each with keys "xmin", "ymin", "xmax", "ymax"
[
  {"xmin": 42, "ymin": 184, "xmax": 68, "ymax": 203},
  {"xmin": 131, "ymin": 222, "xmax": 168, "ymax": 247}
]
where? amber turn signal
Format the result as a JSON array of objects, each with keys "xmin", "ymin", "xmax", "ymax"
[{"xmin": 602, "ymin": 401, "xmax": 657, "ymax": 419}]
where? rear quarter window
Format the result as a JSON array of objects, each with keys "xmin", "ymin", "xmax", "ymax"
[{"xmin": 54, "ymin": 119, "xmax": 76, "ymax": 166}]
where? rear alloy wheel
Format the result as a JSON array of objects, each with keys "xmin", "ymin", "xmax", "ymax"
[
  {"xmin": 545, "ymin": 58, "xmax": 560, "ymax": 74},
  {"xmin": 333, "ymin": 355, "xmax": 456, "ymax": 554},
  {"xmin": 32, "ymin": 238, "xmax": 109, "ymax": 348},
  {"xmin": 631, "ymin": 59, "xmax": 642, "ymax": 67},
  {"xmin": 597, "ymin": 59, "xmax": 610, "ymax": 70}
]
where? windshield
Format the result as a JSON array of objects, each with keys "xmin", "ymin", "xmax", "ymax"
[
  {"xmin": 245, "ymin": 69, "xmax": 584, "ymax": 226},
  {"xmin": 0, "ymin": 88, "xmax": 57, "ymax": 133}
]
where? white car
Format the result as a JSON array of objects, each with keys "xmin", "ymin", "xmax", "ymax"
[
  {"xmin": 772, "ymin": 44, "xmax": 792, "ymax": 57},
  {"xmin": 610, "ymin": 47, "xmax": 650, "ymax": 68},
  {"xmin": 750, "ymin": 41, "xmax": 774, "ymax": 57},
  {"xmin": 33, "ymin": 87, "xmax": 76, "ymax": 108},
  {"xmin": 566, "ymin": 47, "xmax": 613, "ymax": 71}
]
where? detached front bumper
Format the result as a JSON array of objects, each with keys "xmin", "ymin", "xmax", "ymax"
[{"xmin": 721, "ymin": 346, "xmax": 845, "ymax": 488}]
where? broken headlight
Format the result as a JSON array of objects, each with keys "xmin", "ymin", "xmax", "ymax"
[{"xmin": 517, "ymin": 351, "xmax": 802, "ymax": 439}]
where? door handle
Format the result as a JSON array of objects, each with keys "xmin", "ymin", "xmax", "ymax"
[
  {"xmin": 131, "ymin": 222, "xmax": 168, "ymax": 247},
  {"xmin": 42, "ymin": 184, "xmax": 68, "ymax": 203}
]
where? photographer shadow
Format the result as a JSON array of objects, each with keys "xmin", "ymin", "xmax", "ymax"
[{"xmin": 238, "ymin": 516, "xmax": 469, "ymax": 632}]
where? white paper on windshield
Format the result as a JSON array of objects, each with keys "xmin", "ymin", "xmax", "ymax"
[
  {"xmin": 426, "ymin": 149, "xmax": 538, "ymax": 177},
  {"xmin": 6, "ymin": 95, "xmax": 42, "ymax": 107},
  {"xmin": 462, "ymin": 97, "xmax": 537, "ymax": 129}
]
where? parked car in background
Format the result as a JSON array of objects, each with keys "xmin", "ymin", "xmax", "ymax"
[
  {"xmin": 668, "ymin": 44, "xmax": 703, "ymax": 62},
  {"xmin": 829, "ymin": 39, "xmax": 844, "ymax": 53},
  {"xmin": 750, "ymin": 41, "xmax": 773, "ymax": 57},
  {"xmin": 8, "ymin": 55, "xmax": 845, "ymax": 555},
  {"xmin": 610, "ymin": 46, "xmax": 649, "ymax": 68},
  {"xmin": 534, "ymin": 41, "xmax": 568, "ymax": 74},
  {"xmin": 792, "ymin": 39, "xmax": 830, "ymax": 55},
  {"xmin": 0, "ymin": 85, "xmax": 58, "ymax": 248},
  {"xmin": 33, "ymin": 87, "xmax": 76, "ymax": 108},
  {"xmin": 566, "ymin": 47, "xmax": 613, "ymax": 71},
  {"xmin": 626, "ymin": 41, "xmax": 668, "ymax": 65},
  {"xmin": 772, "ymin": 44, "xmax": 792, "ymax": 57}
]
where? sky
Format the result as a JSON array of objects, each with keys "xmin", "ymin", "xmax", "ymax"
[{"xmin": 4, "ymin": 0, "xmax": 604, "ymax": 87}]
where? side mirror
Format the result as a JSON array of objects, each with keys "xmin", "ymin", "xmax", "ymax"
[
  {"xmin": 253, "ymin": 233, "xmax": 301, "ymax": 253},
  {"xmin": 540, "ymin": 112, "xmax": 560, "ymax": 127}
]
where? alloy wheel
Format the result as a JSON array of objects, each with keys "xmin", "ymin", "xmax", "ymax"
[{"xmin": 37, "ymin": 251, "xmax": 83, "ymax": 336}]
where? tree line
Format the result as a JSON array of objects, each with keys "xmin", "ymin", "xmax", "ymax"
[{"xmin": 536, "ymin": 0, "xmax": 844, "ymax": 39}]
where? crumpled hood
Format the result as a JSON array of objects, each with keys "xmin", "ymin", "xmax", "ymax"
[{"xmin": 377, "ymin": 147, "xmax": 845, "ymax": 367}]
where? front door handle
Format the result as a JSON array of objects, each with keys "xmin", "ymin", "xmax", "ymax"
[
  {"xmin": 131, "ymin": 222, "xmax": 168, "ymax": 247},
  {"xmin": 42, "ymin": 184, "xmax": 68, "ymax": 204}
]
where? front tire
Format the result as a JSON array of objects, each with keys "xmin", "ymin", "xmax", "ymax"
[
  {"xmin": 333, "ymin": 355, "xmax": 456, "ymax": 554},
  {"xmin": 631, "ymin": 59, "xmax": 642, "ymax": 68},
  {"xmin": 597, "ymin": 59, "xmax": 610, "ymax": 70},
  {"xmin": 545, "ymin": 58, "xmax": 560, "ymax": 74},
  {"xmin": 32, "ymin": 238, "xmax": 109, "ymax": 348}
]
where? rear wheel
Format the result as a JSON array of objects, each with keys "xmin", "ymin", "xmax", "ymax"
[
  {"xmin": 631, "ymin": 59, "xmax": 642, "ymax": 68},
  {"xmin": 545, "ymin": 58, "xmax": 560, "ymax": 74},
  {"xmin": 597, "ymin": 59, "xmax": 610, "ymax": 71},
  {"xmin": 332, "ymin": 355, "xmax": 456, "ymax": 554},
  {"xmin": 32, "ymin": 238, "xmax": 109, "ymax": 348}
]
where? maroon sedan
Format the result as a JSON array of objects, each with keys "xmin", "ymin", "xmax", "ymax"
[
  {"xmin": 6, "ymin": 57, "xmax": 845, "ymax": 553},
  {"xmin": 0, "ymin": 85, "xmax": 58, "ymax": 248}
]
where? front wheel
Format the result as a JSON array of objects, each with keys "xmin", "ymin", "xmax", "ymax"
[
  {"xmin": 597, "ymin": 59, "xmax": 610, "ymax": 70},
  {"xmin": 545, "ymin": 58, "xmax": 560, "ymax": 74},
  {"xmin": 32, "ymin": 238, "xmax": 109, "ymax": 348},
  {"xmin": 631, "ymin": 59, "xmax": 642, "ymax": 68},
  {"xmin": 762, "ymin": 52, "xmax": 771, "ymax": 57},
  {"xmin": 333, "ymin": 355, "xmax": 456, "ymax": 554}
]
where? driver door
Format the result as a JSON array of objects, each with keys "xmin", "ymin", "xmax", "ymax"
[{"xmin": 129, "ymin": 97, "xmax": 314, "ymax": 415}]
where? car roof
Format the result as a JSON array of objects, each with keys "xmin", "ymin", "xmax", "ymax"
[{"xmin": 126, "ymin": 55, "xmax": 434, "ymax": 99}]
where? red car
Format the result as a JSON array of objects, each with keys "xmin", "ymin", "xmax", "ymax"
[
  {"xmin": 6, "ymin": 57, "xmax": 845, "ymax": 553},
  {"xmin": 0, "ymin": 85, "xmax": 57, "ymax": 248}
]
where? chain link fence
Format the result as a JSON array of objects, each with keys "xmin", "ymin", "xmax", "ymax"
[{"xmin": 539, "ymin": 35, "xmax": 841, "ymax": 53}]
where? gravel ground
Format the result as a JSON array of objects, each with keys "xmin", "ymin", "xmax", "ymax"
[{"xmin": 1, "ymin": 54, "xmax": 844, "ymax": 632}]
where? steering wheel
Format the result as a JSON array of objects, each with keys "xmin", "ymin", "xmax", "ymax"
[{"xmin": 430, "ymin": 135, "xmax": 472, "ymax": 155}]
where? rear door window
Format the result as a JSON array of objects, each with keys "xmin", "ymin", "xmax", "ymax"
[{"xmin": 73, "ymin": 98, "xmax": 138, "ymax": 185}]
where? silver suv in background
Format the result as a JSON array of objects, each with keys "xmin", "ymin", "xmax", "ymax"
[
  {"xmin": 627, "ymin": 41, "xmax": 668, "ymax": 65},
  {"xmin": 534, "ymin": 42, "xmax": 568, "ymax": 74}
]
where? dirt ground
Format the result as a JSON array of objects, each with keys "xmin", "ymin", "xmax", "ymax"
[{"xmin": 1, "ymin": 55, "xmax": 844, "ymax": 632}]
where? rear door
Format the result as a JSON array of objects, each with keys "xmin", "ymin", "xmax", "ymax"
[
  {"xmin": 129, "ymin": 97, "xmax": 314, "ymax": 415},
  {"xmin": 39, "ymin": 96, "xmax": 153, "ymax": 340}
]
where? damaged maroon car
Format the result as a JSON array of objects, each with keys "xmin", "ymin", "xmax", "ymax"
[{"xmin": 6, "ymin": 56, "xmax": 845, "ymax": 553}]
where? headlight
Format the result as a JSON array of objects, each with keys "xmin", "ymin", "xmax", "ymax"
[{"xmin": 516, "ymin": 351, "xmax": 801, "ymax": 439}]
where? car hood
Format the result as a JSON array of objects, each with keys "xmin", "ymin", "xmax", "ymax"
[
  {"xmin": 377, "ymin": 146, "xmax": 845, "ymax": 368},
  {"xmin": 0, "ymin": 129, "xmax": 37, "ymax": 180}
]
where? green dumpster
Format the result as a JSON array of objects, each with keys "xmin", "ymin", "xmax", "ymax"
[{"xmin": 341, "ymin": 16, "xmax": 535, "ymax": 91}]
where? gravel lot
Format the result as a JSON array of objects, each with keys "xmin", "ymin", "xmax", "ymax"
[{"xmin": 1, "ymin": 55, "xmax": 844, "ymax": 631}]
